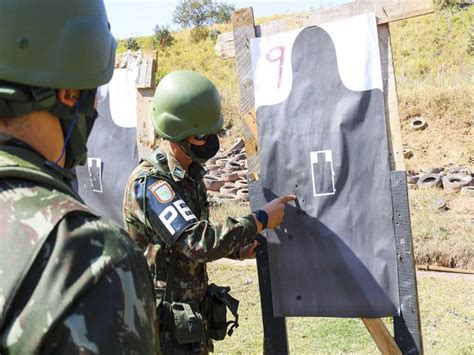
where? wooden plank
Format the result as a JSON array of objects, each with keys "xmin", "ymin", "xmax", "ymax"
[
  {"xmin": 136, "ymin": 88, "xmax": 156, "ymax": 159},
  {"xmin": 215, "ymin": 31, "xmax": 236, "ymax": 58},
  {"xmin": 242, "ymin": 109, "xmax": 259, "ymax": 157},
  {"xmin": 136, "ymin": 51, "xmax": 157, "ymax": 89},
  {"xmin": 232, "ymin": 8, "xmax": 289, "ymax": 355},
  {"xmin": 258, "ymin": 0, "xmax": 433, "ymax": 36},
  {"xmin": 136, "ymin": 51, "xmax": 158, "ymax": 159},
  {"xmin": 248, "ymin": 180, "xmax": 289, "ymax": 355},
  {"xmin": 362, "ymin": 319, "xmax": 402, "ymax": 355},
  {"xmin": 380, "ymin": 24, "xmax": 422, "ymax": 353},
  {"xmin": 378, "ymin": 25, "xmax": 405, "ymax": 170},
  {"xmin": 391, "ymin": 171, "xmax": 423, "ymax": 354},
  {"xmin": 232, "ymin": 7, "xmax": 260, "ymax": 175}
]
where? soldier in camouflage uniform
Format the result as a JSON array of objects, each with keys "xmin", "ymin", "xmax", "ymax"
[
  {"xmin": 0, "ymin": 1, "xmax": 159, "ymax": 353},
  {"xmin": 123, "ymin": 70, "xmax": 295, "ymax": 354}
]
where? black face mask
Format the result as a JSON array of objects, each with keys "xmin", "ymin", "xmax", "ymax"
[{"xmin": 188, "ymin": 134, "xmax": 220, "ymax": 163}]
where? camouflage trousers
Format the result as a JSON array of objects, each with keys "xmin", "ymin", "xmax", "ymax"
[{"xmin": 159, "ymin": 324, "xmax": 213, "ymax": 355}]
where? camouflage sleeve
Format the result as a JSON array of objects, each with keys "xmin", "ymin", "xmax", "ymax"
[
  {"xmin": 176, "ymin": 215, "xmax": 257, "ymax": 263},
  {"xmin": 130, "ymin": 174, "xmax": 258, "ymax": 263},
  {"xmin": 1, "ymin": 213, "xmax": 159, "ymax": 355}
]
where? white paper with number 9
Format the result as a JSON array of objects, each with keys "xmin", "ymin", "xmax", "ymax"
[{"xmin": 251, "ymin": 28, "xmax": 302, "ymax": 110}]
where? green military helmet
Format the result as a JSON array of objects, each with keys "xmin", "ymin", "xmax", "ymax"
[
  {"xmin": 0, "ymin": 0, "xmax": 116, "ymax": 89},
  {"xmin": 151, "ymin": 70, "xmax": 224, "ymax": 141}
]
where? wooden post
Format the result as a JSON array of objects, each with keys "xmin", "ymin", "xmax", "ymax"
[
  {"xmin": 232, "ymin": 8, "xmax": 289, "ymax": 354},
  {"xmin": 136, "ymin": 51, "xmax": 158, "ymax": 159},
  {"xmin": 379, "ymin": 23, "xmax": 424, "ymax": 354}
]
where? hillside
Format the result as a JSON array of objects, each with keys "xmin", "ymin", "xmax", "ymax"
[{"xmin": 118, "ymin": 5, "xmax": 473, "ymax": 268}]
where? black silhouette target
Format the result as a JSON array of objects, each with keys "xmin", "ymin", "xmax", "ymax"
[
  {"xmin": 75, "ymin": 91, "xmax": 139, "ymax": 226},
  {"xmin": 255, "ymin": 26, "xmax": 400, "ymax": 317}
]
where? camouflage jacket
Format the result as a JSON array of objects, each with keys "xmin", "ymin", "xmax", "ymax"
[
  {"xmin": 123, "ymin": 148, "xmax": 257, "ymax": 303},
  {"xmin": 0, "ymin": 136, "xmax": 159, "ymax": 354}
]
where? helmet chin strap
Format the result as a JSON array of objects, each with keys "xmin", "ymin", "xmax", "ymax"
[
  {"xmin": 52, "ymin": 99, "xmax": 80, "ymax": 166},
  {"xmin": 177, "ymin": 140, "xmax": 207, "ymax": 164}
]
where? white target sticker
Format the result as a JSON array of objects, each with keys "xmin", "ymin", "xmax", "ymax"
[{"xmin": 310, "ymin": 150, "xmax": 336, "ymax": 197}]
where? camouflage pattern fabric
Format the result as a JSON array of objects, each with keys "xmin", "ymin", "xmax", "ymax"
[
  {"xmin": 123, "ymin": 147, "xmax": 257, "ymax": 353},
  {"xmin": 0, "ymin": 143, "xmax": 159, "ymax": 354}
]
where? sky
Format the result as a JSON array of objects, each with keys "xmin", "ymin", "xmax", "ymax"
[{"xmin": 104, "ymin": 0, "xmax": 351, "ymax": 39}]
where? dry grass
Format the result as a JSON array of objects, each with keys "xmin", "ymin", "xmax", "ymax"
[
  {"xmin": 209, "ymin": 200, "xmax": 251, "ymax": 224},
  {"xmin": 409, "ymin": 188, "xmax": 474, "ymax": 269}
]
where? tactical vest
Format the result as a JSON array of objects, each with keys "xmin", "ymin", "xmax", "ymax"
[
  {"xmin": 0, "ymin": 146, "xmax": 93, "ymax": 342},
  {"xmin": 139, "ymin": 149, "xmax": 240, "ymax": 352}
]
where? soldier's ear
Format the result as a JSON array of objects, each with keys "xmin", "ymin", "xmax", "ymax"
[{"xmin": 57, "ymin": 89, "xmax": 79, "ymax": 108}]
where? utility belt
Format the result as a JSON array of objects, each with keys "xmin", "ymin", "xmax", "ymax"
[{"xmin": 157, "ymin": 251, "xmax": 240, "ymax": 351}]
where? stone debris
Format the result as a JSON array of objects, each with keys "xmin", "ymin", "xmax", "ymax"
[
  {"xmin": 433, "ymin": 197, "xmax": 447, "ymax": 210},
  {"xmin": 205, "ymin": 138, "xmax": 249, "ymax": 204}
]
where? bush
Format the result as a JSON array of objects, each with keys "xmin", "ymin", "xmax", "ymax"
[
  {"xmin": 153, "ymin": 25, "xmax": 174, "ymax": 48},
  {"xmin": 434, "ymin": 0, "xmax": 465, "ymax": 9},
  {"xmin": 209, "ymin": 29, "xmax": 221, "ymax": 42},
  {"xmin": 125, "ymin": 37, "xmax": 140, "ymax": 51},
  {"xmin": 190, "ymin": 26, "xmax": 210, "ymax": 42}
]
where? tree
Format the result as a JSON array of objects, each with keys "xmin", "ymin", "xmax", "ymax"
[
  {"xmin": 153, "ymin": 25, "xmax": 174, "ymax": 48},
  {"xmin": 173, "ymin": 0, "xmax": 235, "ymax": 28},
  {"xmin": 125, "ymin": 37, "xmax": 140, "ymax": 51},
  {"xmin": 214, "ymin": 2, "xmax": 235, "ymax": 24},
  {"xmin": 173, "ymin": 0, "xmax": 216, "ymax": 28}
]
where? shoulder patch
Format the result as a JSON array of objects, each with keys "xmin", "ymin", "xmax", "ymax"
[
  {"xmin": 135, "ymin": 176, "xmax": 198, "ymax": 246},
  {"xmin": 149, "ymin": 180, "xmax": 174, "ymax": 203}
]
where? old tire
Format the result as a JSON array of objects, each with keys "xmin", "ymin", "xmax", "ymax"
[
  {"xmin": 410, "ymin": 117, "xmax": 427, "ymax": 131},
  {"xmin": 460, "ymin": 186, "xmax": 474, "ymax": 196},
  {"xmin": 237, "ymin": 188, "xmax": 249, "ymax": 202},
  {"xmin": 417, "ymin": 173, "xmax": 441, "ymax": 189},
  {"xmin": 220, "ymin": 182, "xmax": 238, "ymax": 195},
  {"xmin": 442, "ymin": 173, "xmax": 472, "ymax": 192},
  {"xmin": 204, "ymin": 175, "xmax": 225, "ymax": 191}
]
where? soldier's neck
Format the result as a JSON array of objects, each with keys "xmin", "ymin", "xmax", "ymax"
[
  {"xmin": 167, "ymin": 141, "xmax": 192, "ymax": 171},
  {"xmin": 0, "ymin": 111, "xmax": 66, "ymax": 167}
]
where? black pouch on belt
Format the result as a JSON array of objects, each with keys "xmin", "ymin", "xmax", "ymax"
[
  {"xmin": 171, "ymin": 301, "xmax": 206, "ymax": 345},
  {"xmin": 206, "ymin": 283, "xmax": 240, "ymax": 341}
]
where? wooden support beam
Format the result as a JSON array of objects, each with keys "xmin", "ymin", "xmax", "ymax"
[
  {"xmin": 378, "ymin": 25, "xmax": 405, "ymax": 170},
  {"xmin": 136, "ymin": 51, "xmax": 158, "ymax": 159},
  {"xmin": 257, "ymin": 0, "xmax": 434, "ymax": 36},
  {"xmin": 232, "ymin": 8, "xmax": 260, "ymax": 175},
  {"xmin": 232, "ymin": 8, "xmax": 289, "ymax": 355},
  {"xmin": 363, "ymin": 318, "xmax": 402, "ymax": 355}
]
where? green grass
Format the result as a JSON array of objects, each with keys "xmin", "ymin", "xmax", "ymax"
[{"xmin": 208, "ymin": 262, "xmax": 474, "ymax": 354}]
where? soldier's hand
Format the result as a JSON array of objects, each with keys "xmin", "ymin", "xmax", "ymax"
[
  {"xmin": 261, "ymin": 195, "xmax": 297, "ymax": 229},
  {"xmin": 238, "ymin": 240, "xmax": 258, "ymax": 259}
]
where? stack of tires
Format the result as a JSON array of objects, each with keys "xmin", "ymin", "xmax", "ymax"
[
  {"xmin": 409, "ymin": 165, "xmax": 473, "ymax": 195},
  {"xmin": 204, "ymin": 138, "xmax": 250, "ymax": 203}
]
